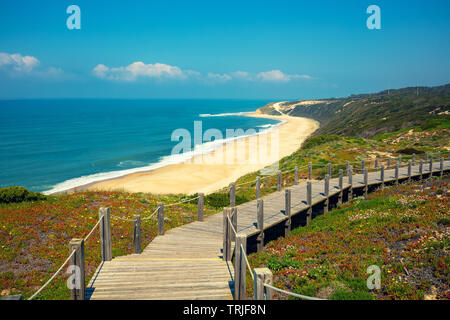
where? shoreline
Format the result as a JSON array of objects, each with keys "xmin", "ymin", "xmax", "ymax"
[{"xmin": 58, "ymin": 111, "xmax": 319, "ymax": 195}]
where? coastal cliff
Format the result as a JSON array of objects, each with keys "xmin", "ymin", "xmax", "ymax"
[{"xmin": 257, "ymin": 84, "xmax": 450, "ymax": 138}]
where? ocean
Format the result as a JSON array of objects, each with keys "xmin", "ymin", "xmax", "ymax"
[{"xmin": 0, "ymin": 99, "xmax": 280, "ymax": 194}]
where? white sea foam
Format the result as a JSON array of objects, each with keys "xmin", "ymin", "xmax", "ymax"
[
  {"xmin": 198, "ymin": 111, "xmax": 254, "ymax": 117},
  {"xmin": 43, "ymin": 117, "xmax": 285, "ymax": 195}
]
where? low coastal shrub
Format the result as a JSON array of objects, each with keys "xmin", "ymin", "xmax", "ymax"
[
  {"xmin": 0, "ymin": 186, "xmax": 46, "ymax": 204},
  {"xmin": 420, "ymin": 118, "xmax": 450, "ymax": 130},
  {"xmin": 396, "ymin": 147, "xmax": 424, "ymax": 155},
  {"xmin": 205, "ymin": 192, "xmax": 249, "ymax": 208},
  {"xmin": 302, "ymin": 135, "xmax": 340, "ymax": 149}
]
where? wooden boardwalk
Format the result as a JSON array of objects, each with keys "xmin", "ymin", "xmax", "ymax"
[{"xmin": 87, "ymin": 160, "xmax": 450, "ymax": 300}]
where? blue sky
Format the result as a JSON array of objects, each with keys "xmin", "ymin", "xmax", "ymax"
[{"xmin": 0, "ymin": 0, "xmax": 449, "ymax": 99}]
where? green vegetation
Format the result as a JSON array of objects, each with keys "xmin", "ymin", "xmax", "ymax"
[
  {"xmin": 1, "ymin": 84, "xmax": 449, "ymax": 299},
  {"xmin": 259, "ymin": 84, "xmax": 450, "ymax": 139},
  {"xmin": 246, "ymin": 176, "xmax": 449, "ymax": 300},
  {"xmin": 302, "ymin": 135, "xmax": 340, "ymax": 149},
  {"xmin": 0, "ymin": 191, "xmax": 216, "ymax": 299},
  {"xmin": 0, "ymin": 187, "xmax": 46, "ymax": 204}
]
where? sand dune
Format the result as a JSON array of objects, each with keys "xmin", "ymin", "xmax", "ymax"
[{"xmin": 87, "ymin": 113, "xmax": 319, "ymax": 195}]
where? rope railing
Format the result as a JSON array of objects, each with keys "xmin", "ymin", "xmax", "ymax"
[
  {"xmin": 231, "ymin": 153, "xmax": 444, "ymax": 195},
  {"xmin": 141, "ymin": 207, "xmax": 159, "ymax": 221},
  {"xmin": 25, "ymin": 150, "xmax": 448, "ymax": 300},
  {"xmin": 225, "ymin": 151, "xmax": 448, "ymax": 300},
  {"xmin": 227, "ymin": 215, "xmax": 237, "ymax": 236},
  {"xmin": 28, "ymin": 249, "xmax": 76, "ymax": 300},
  {"xmin": 28, "ymin": 192, "xmax": 201, "ymax": 299},
  {"xmin": 109, "ymin": 195, "xmax": 199, "ymax": 222},
  {"xmin": 84, "ymin": 215, "xmax": 103, "ymax": 241},
  {"xmin": 240, "ymin": 243, "xmax": 254, "ymax": 281},
  {"xmin": 28, "ymin": 212, "xmax": 107, "ymax": 300},
  {"xmin": 164, "ymin": 195, "xmax": 200, "ymax": 207},
  {"xmin": 264, "ymin": 283, "xmax": 325, "ymax": 300}
]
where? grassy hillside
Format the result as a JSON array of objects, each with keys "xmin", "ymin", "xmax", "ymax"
[
  {"xmin": 258, "ymin": 84, "xmax": 450, "ymax": 138},
  {"xmin": 247, "ymin": 176, "xmax": 449, "ymax": 300},
  {"xmin": 1, "ymin": 82, "xmax": 449, "ymax": 299},
  {"xmin": 0, "ymin": 192, "xmax": 216, "ymax": 299},
  {"xmin": 1, "ymin": 122, "xmax": 448, "ymax": 299}
]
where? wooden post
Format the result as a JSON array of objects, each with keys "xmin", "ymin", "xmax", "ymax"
[
  {"xmin": 256, "ymin": 200, "xmax": 264, "ymax": 252},
  {"xmin": 361, "ymin": 159, "xmax": 365, "ymax": 174},
  {"xmin": 374, "ymin": 157, "xmax": 379, "ymax": 170},
  {"xmin": 308, "ymin": 162, "xmax": 312, "ymax": 180},
  {"xmin": 306, "ymin": 181, "xmax": 312, "ymax": 225},
  {"xmin": 412, "ymin": 153, "xmax": 416, "ymax": 166},
  {"xmin": 348, "ymin": 165, "xmax": 353, "ymax": 201},
  {"xmin": 222, "ymin": 208, "xmax": 232, "ymax": 261},
  {"xmin": 408, "ymin": 161, "xmax": 412, "ymax": 182},
  {"xmin": 197, "ymin": 193, "xmax": 204, "ymax": 221},
  {"xmin": 256, "ymin": 177, "xmax": 261, "ymax": 199},
  {"xmin": 98, "ymin": 207, "xmax": 112, "ymax": 262},
  {"xmin": 387, "ymin": 157, "xmax": 391, "ymax": 169},
  {"xmin": 133, "ymin": 215, "xmax": 142, "ymax": 254},
  {"xmin": 231, "ymin": 207, "xmax": 237, "ymax": 242},
  {"xmin": 327, "ymin": 163, "xmax": 331, "ymax": 177},
  {"xmin": 338, "ymin": 169, "xmax": 343, "ymax": 205},
  {"xmin": 157, "ymin": 202, "xmax": 164, "ymax": 235},
  {"xmin": 398, "ymin": 155, "xmax": 402, "ymax": 167},
  {"xmin": 346, "ymin": 161, "xmax": 350, "ymax": 176},
  {"xmin": 234, "ymin": 233, "xmax": 247, "ymax": 300},
  {"xmin": 230, "ymin": 183, "xmax": 236, "ymax": 207},
  {"xmin": 69, "ymin": 238, "xmax": 85, "ymax": 300},
  {"xmin": 364, "ymin": 168, "xmax": 368, "ymax": 199},
  {"xmin": 429, "ymin": 158, "xmax": 433, "ymax": 179},
  {"xmin": 284, "ymin": 189, "xmax": 291, "ymax": 236},
  {"xmin": 419, "ymin": 160, "xmax": 423, "ymax": 181},
  {"xmin": 395, "ymin": 163, "xmax": 399, "ymax": 185},
  {"xmin": 253, "ymin": 268, "xmax": 273, "ymax": 300},
  {"xmin": 324, "ymin": 174, "xmax": 329, "ymax": 214},
  {"xmin": 440, "ymin": 158, "xmax": 444, "ymax": 178},
  {"xmin": 277, "ymin": 171, "xmax": 281, "ymax": 191},
  {"xmin": 294, "ymin": 166, "xmax": 299, "ymax": 185}
]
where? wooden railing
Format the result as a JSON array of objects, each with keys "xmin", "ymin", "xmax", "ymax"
[
  {"xmin": 23, "ymin": 150, "xmax": 449, "ymax": 300},
  {"xmin": 222, "ymin": 151, "xmax": 450, "ymax": 300}
]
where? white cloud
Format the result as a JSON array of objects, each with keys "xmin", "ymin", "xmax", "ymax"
[
  {"xmin": 231, "ymin": 71, "xmax": 252, "ymax": 81},
  {"xmin": 207, "ymin": 72, "xmax": 232, "ymax": 82},
  {"xmin": 0, "ymin": 52, "xmax": 40, "ymax": 72},
  {"xmin": 0, "ymin": 52, "xmax": 67, "ymax": 80},
  {"xmin": 256, "ymin": 70, "xmax": 312, "ymax": 82},
  {"xmin": 93, "ymin": 61, "xmax": 188, "ymax": 81},
  {"xmin": 92, "ymin": 61, "xmax": 314, "ymax": 84}
]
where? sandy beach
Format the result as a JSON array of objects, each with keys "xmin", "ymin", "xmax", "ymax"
[{"xmin": 86, "ymin": 112, "xmax": 319, "ymax": 195}]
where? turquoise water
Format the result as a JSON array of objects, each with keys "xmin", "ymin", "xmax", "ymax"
[{"xmin": 0, "ymin": 99, "xmax": 279, "ymax": 193}]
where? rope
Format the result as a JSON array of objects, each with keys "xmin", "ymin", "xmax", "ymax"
[
  {"xmin": 240, "ymin": 243, "xmax": 254, "ymax": 281},
  {"xmin": 227, "ymin": 215, "xmax": 237, "ymax": 235},
  {"xmin": 142, "ymin": 207, "xmax": 159, "ymax": 220},
  {"xmin": 164, "ymin": 196, "xmax": 200, "ymax": 207},
  {"xmin": 264, "ymin": 283, "xmax": 325, "ymax": 300},
  {"xmin": 28, "ymin": 250, "xmax": 76, "ymax": 300},
  {"xmin": 84, "ymin": 216, "xmax": 103, "ymax": 241}
]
